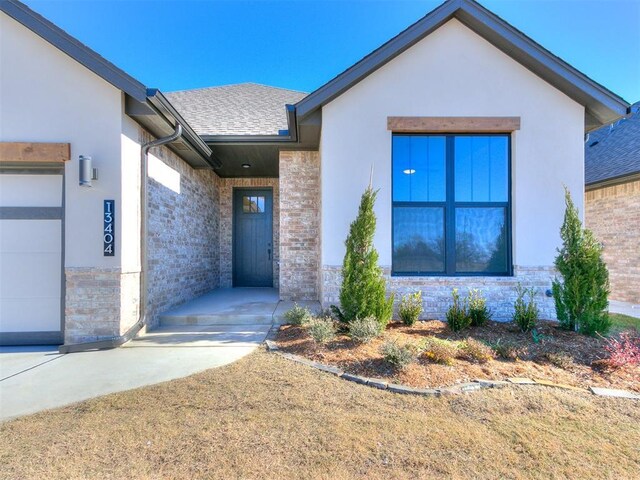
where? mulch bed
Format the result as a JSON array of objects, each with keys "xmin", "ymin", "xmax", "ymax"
[{"xmin": 275, "ymin": 320, "xmax": 640, "ymax": 393}]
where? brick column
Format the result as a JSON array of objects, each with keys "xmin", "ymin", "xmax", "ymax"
[{"xmin": 279, "ymin": 151, "xmax": 321, "ymax": 300}]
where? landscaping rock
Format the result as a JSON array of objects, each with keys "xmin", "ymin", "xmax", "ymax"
[
  {"xmin": 367, "ymin": 378, "xmax": 388, "ymax": 390},
  {"xmin": 341, "ymin": 373, "xmax": 369, "ymax": 385},
  {"xmin": 473, "ymin": 379, "xmax": 509, "ymax": 389},
  {"xmin": 507, "ymin": 377, "xmax": 537, "ymax": 385},
  {"xmin": 458, "ymin": 382, "xmax": 483, "ymax": 393},
  {"xmin": 533, "ymin": 378, "xmax": 585, "ymax": 392},
  {"xmin": 387, "ymin": 384, "xmax": 439, "ymax": 396},
  {"xmin": 437, "ymin": 386, "xmax": 462, "ymax": 396},
  {"xmin": 590, "ymin": 387, "xmax": 640, "ymax": 400},
  {"xmin": 312, "ymin": 362, "xmax": 343, "ymax": 377}
]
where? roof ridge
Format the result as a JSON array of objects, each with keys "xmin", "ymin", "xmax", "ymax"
[{"xmin": 167, "ymin": 82, "xmax": 308, "ymax": 96}]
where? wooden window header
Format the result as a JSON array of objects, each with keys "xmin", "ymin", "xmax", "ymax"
[
  {"xmin": 387, "ymin": 117, "xmax": 521, "ymax": 133},
  {"xmin": 0, "ymin": 142, "xmax": 71, "ymax": 164}
]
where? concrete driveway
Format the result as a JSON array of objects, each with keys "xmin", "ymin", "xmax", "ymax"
[{"xmin": 0, "ymin": 324, "xmax": 270, "ymax": 421}]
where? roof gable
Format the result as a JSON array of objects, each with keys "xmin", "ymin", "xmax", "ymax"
[{"xmin": 295, "ymin": 0, "xmax": 629, "ymax": 131}]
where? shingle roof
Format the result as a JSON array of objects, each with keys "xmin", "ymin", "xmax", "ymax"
[
  {"xmin": 585, "ymin": 102, "xmax": 640, "ymax": 185},
  {"xmin": 165, "ymin": 83, "xmax": 307, "ymax": 136}
]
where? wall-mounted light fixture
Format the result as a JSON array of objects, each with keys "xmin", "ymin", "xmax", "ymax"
[{"xmin": 79, "ymin": 155, "xmax": 98, "ymax": 187}]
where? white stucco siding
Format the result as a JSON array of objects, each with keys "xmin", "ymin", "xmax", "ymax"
[
  {"xmin": 120, "ymin": 114, "xmax": 142, "ymax": 272},
  {"xmin": 0, "ymin": 12, "xmax": 125, "ymax": 269},
  {"xmin": 320, "ymin": 18, "xmax": 585, "ymax": 268}
]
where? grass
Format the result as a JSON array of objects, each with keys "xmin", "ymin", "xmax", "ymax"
[
  {"xmin": 609, "ymin": 312, "xmax": 640, "ymax": 333},
  {"xmin": 1, "ymin": 349, "xmax": 639, "ymax": 479}
]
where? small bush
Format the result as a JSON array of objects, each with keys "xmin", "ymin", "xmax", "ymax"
[
  {"xmin": 349, "ymin": 316, "xmax": 382, "ymax": 343},
  {"xmin": 602, "ymin": 332, "xmax": 640, "ymax": 369},
  {"xmin": 307, "ymin": 318, "xmax": 336, "ymax": 344},
  {"xmin": 513, "ymin": 284, "xmax": 539, "ymax": 332},
  {"xmin": 284, "ymin": 303, "xmax": 312, "ymax": 326},
  {"xmin": 468, "ymin": 289, "xmax": 491, "ymax": 327},
  {"xmin": 544, "ymin": 352, "xmax": 574, "ymax": 369},
  {"xmin": 460, "ymin": 337, "xmax": 495, "ymax": 363},
  {"xmin": 446, "ymin": 289, "xmax": 471, "ymax": 332},
  {"xmin": 421, "ymin": 337, "xmax": 458, "ymax": 365},
  {"xmin": 399, "ymin": 291, "xmax": 423, "ymax": 326},
  {"xmin": 380, "ymin": 341, "xmax": 416, "ymax": 369},
  {"xmin": 487, "ymin": 339, "xmax": 522, "ymax": 360}
]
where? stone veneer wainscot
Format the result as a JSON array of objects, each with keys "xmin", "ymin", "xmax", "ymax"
[{"xmin": 321, "ymin": 266, "xmax": 557, "ymax": 321}]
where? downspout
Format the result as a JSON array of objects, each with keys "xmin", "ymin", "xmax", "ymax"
[{"xmin": 59, "ymin": 124, "xmax": 183, "ymax": 353}]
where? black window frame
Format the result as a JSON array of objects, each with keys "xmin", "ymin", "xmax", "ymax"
[{"xmin": 391, "ymin": 133, "xmax": 513, "ymax": 277}]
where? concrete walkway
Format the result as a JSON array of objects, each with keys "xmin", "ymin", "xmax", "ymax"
[
  {"xmin": 0, "ymin": 324, "xmax": 269, "ymax": 422},
  {"xmin": 159, "ymin": 287, "xmax": 322, "ymax": 326},
  {"xmin": 609, "ymin": 300, "xmax": 640, "ymax": 319}
]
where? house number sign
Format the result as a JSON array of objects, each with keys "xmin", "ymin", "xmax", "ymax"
[{"xmin": 103, "ymin": 200, "xmax": 115, "ymax": 256}]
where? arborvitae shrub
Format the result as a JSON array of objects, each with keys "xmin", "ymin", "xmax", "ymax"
[
  {"xmin": 335, "ymin": 185, "xmax": 394, "ymax": 329},
  {"xmin": 552, "ymin": 188, "xmax": 611, "ymax": 336}
]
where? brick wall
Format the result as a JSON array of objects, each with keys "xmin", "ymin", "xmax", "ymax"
[
  {"xmin": 585, "ymin": 179, "xmax": 640, "ymax": 304},
  {"xmin": 218, "ymin": 178, "xmax": 279, "ymax": 288},
  {"xmin": 145, "ymin": 129, "xmax": 221, "ymax": 328},
  {"xmin": 279, "ymin": 151, "xmax": 321, "ymax": 300},
  {"xmin": 64, "ymin": 130, "xmax": 221, "ymax": 341},
  {"xmin": 65, "ymin": 267, "xmax": 140, "ymax": 343},
  {"xmin": 321, "ymin": 265, "xmax": 557, "ymax": 321}
]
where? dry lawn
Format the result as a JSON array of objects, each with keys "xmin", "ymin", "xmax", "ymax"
[{"xmin": 1, "ymin": 349, "xmax": 639, "ymax": 480}]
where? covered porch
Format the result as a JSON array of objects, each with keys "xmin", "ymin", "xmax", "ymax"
[{"xmin": 140, "ymin": 288, "xmax": 321, "ymax": 346}]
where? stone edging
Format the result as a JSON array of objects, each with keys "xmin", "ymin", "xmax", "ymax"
[{"xmin": 264, "ymin": 331, "xmax": 640, "ymax": 400}]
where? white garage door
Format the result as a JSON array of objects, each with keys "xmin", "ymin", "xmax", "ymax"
[{"xmin": 0, "ymin": 171, "xmax": 63, "ymax": 345}]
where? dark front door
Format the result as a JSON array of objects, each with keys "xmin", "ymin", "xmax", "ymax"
[{"xmin": 233, "ymin": 188, "xmax": 273, "ymax": 287}]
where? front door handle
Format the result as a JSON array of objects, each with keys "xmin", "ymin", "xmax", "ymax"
[{"xmin": 268, "ymin": 248, "xmax": 272, "ymax": 261}]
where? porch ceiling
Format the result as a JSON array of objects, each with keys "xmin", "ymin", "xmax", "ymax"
[{"xmin": 210, "ymin": 144, "xmax": 281, "ymax": 177}]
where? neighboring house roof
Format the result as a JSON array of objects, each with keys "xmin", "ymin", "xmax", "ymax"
[
  {"xmin": 166, "ymin": 83, "xmax": 307, "ymax": 137},
  {"xmin": 0, "ymin": 0, "xmax": 218, "ymax": 169},
  {"xmin": 585, "ymin": 102, "xmax": 640, "ymax": 186},
  {"xmin": 295, "ymin": 0, "xmax": 630, "ymax": 131}
]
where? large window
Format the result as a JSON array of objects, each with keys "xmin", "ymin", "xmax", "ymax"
[{"xmin": 392, "ymin": 134, "xmax": 511, "ymax": 276}]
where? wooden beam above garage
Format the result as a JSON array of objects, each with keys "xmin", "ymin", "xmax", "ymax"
[
  {"xmin": 0, "ymin": 142, "xmax": 71, "ymax": 164},
  {"xmin": 387, "ymin": 117, "xmax": 521, "ymax": 133}
]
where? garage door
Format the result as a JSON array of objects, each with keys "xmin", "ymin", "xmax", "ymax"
[{"xmin": 0, "ymin": 170, "xmax": 63, "ymax": 345}]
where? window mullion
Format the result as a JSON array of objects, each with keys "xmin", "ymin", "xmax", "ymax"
[{"xmin": 445, "ymin": 135, "xmax": 456, "ymax": 275}]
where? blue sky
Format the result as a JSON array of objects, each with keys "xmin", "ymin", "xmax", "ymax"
[{"xmin": 22, "ymin": 0, "xmax": 640, "ymax": 102}]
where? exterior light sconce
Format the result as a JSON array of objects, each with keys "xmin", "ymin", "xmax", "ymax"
[{"xmin": 79, "ymin": 155, "xmax": 98, "ymax": 187}]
